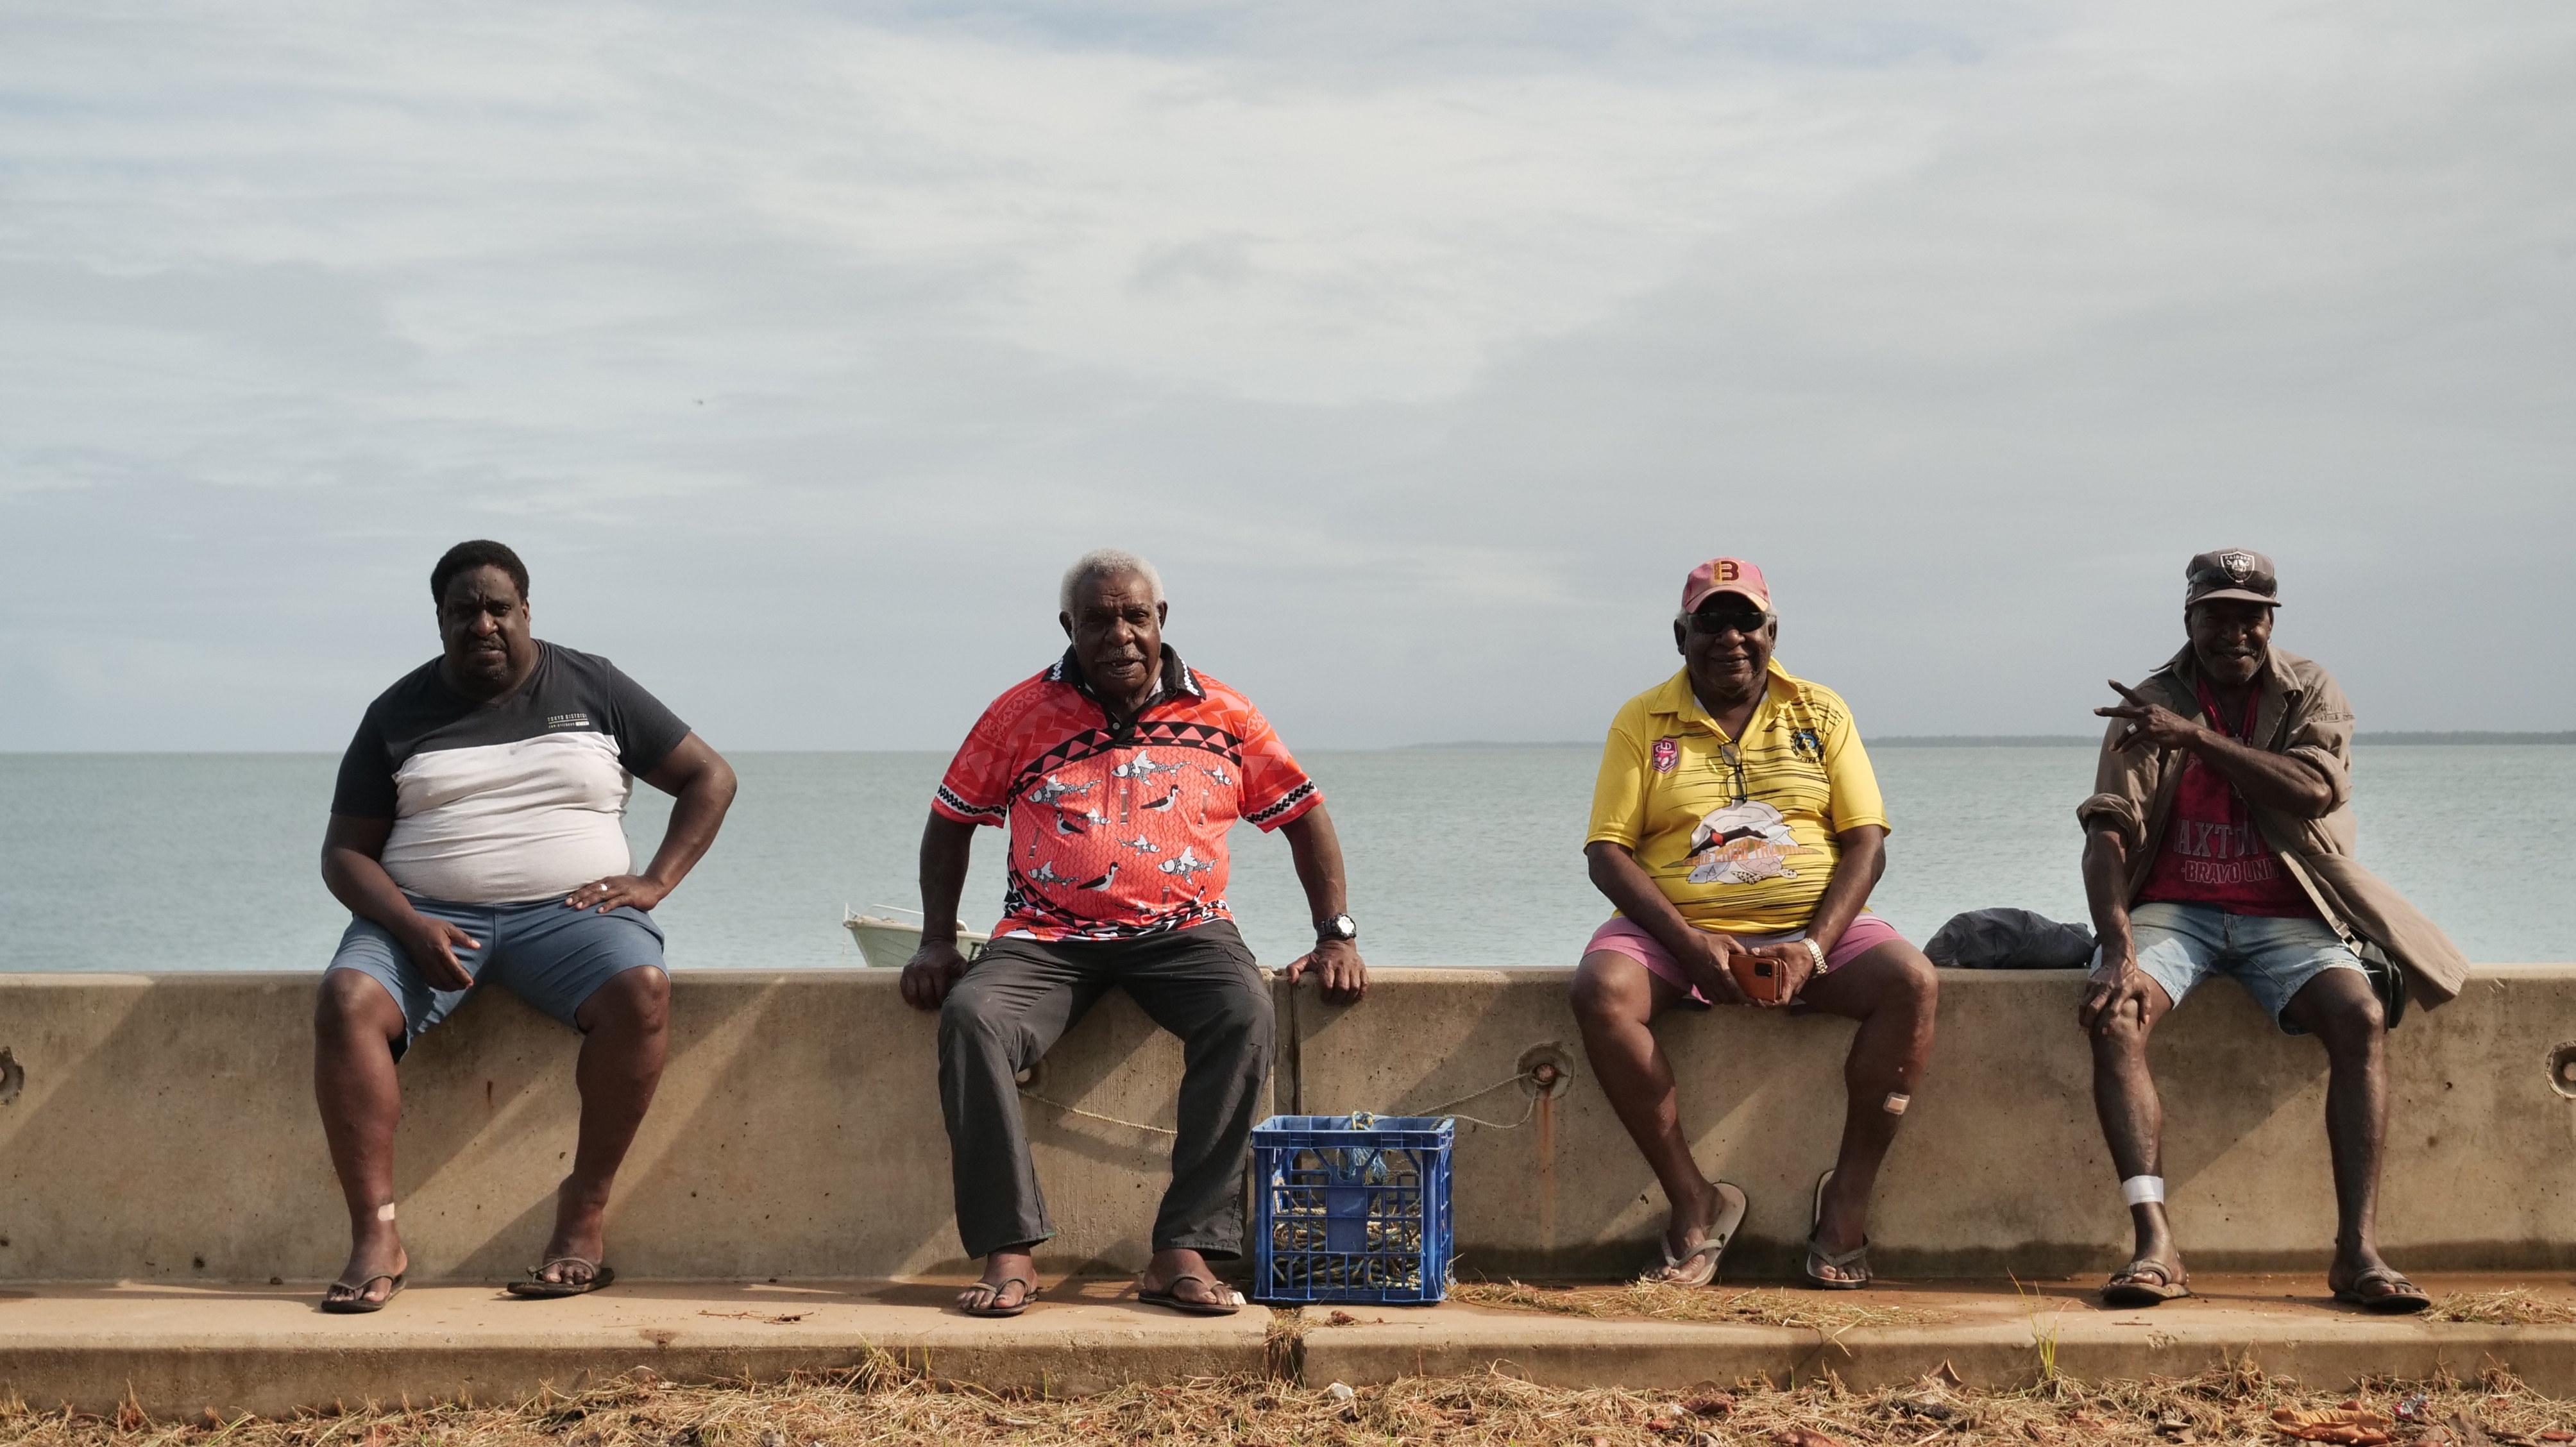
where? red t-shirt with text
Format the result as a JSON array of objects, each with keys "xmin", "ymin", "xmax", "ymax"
[
  {"xmin": 932, "ymin": 650, "xmax": 1322, "ymax": 942},
  {"xmin": 2136, "ymin": 679, "xmax": 2318, "ymax": 918}
]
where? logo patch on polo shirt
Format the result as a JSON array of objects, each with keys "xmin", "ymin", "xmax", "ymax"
[
  {"xmin": 547, "ymin": 713, "xmax": 593, "ymax": 731},
  {"xmin": 1651, "ymin": 738, "xmax": 1679, "ymax": 774}
]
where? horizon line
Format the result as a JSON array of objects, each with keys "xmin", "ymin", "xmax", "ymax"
[{"xmin": 2, "ymin": 729, "xmax": 2570, "ymax": 757}]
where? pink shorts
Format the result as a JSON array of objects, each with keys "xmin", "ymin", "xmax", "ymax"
[{"xmin": 1585, "ymin": 913, "xmax": 1911, "ymax": 1008}]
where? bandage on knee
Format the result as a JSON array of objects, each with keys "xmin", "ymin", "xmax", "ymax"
[
  {"xmin": 2121, "ymin": 1175, "xmax": 2165, "ymax": 1206},
  {"xmin": 1883, "ymin": 1092, "xmax": 1911, "ymax": 1115}
]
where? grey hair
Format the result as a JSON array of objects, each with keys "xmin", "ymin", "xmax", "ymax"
[{"xmin": 1059, "ymin": 548, "xmax": 1166, "ymax": 616}]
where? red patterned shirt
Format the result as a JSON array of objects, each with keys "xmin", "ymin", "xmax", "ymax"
[{"xmin": 933, "ymin": 647, "xmax": 1323, "ymax": 942}]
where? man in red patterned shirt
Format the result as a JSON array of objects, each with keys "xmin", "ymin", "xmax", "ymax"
[{"xmin": 901, "ymin": 549, "xmax": 1369, "ymax": 1318}]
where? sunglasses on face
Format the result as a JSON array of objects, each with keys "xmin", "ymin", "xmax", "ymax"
[{"xmin": 1681, "ymin": 609, "xmax": 1774, "ymax": 636}]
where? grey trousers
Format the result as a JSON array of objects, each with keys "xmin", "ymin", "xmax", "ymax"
[{"xmin": 937, "ymin": 920, "xmax": 1273, "ymax": 1261}]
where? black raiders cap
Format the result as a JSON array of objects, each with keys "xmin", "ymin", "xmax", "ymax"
[{"xmin": 2185, "ymin": 548, "xmax": 2281, "ymax": 607}]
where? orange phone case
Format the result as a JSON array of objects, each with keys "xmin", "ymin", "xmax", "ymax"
[{"xmin": 1730, "ymin": 951, "xmax": 1786, "ymax": 1003}]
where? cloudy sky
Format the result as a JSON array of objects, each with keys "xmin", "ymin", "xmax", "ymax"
[{"xmin": 3, "ymin": 0, "xmax": 2570, "ymax": 751}]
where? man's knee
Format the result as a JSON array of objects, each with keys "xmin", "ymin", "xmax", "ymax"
[
  {"xmin": 2088, "ymin": 996, "xmax": 2157, "ymax": 1054},
  {"xmin": 2312, "ymin": 978, "xmax": 2385, "ymax": 1049},
  {"xmin": 1570, "ymin": 952, "xmax": 1647, "ymax": 1026},
  {"xmin": 583, "ymin": 966, "xmax": 668, "ymax": 1035},
  {"xmin": 1880, "ymin": 950, "xmax": 1939, "ymax": 1021},
  {"xmin": 316, "ymin": 970, "xmax": 402, "ymax": 1042},
  {"xmin": 1195, "ymin": 979, "xmax": 1273, "ymax": 1054},
  {"xmin": 938, "ymin": 982, "xmax": 1019, "ymax": 1059}
]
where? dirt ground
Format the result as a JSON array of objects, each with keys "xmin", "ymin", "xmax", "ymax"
[{"xmin": 5, "ymin": 1346, "xmax": 2571, "ymax": 1447}]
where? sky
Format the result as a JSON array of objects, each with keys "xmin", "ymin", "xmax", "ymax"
[{"xmin": 3, "ymin": 0, "xmax": 2570, "ymax": 751}]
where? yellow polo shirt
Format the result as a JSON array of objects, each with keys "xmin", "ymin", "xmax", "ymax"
[{"xmin": 1586, "ymin": 661, "xmax": 1889, "ymax": 935}]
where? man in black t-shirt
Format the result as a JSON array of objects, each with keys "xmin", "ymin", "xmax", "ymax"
[{"xmin": 314, "ymin": 540, "xmax": 736, "ymax": 1312}]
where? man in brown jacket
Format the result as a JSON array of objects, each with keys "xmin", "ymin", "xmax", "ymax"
[{"xmin": 2077, "ymin": 549, "xmax": 2468, "ymax": 1315}]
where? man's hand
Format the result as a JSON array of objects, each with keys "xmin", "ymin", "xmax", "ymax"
[
  {"xmin": 1284, "ymin": 938, "xmax": 1368, "ymax": 1006},
  {"xmin": 398, "ymin": 917, "xmax": 480, "ymax": 992},
  {"xmin": 2096, "ymin": 680, "xmax": 2207, "ymax": 754},
  {"xmin": 565, "ymin": 875, "xmax": 670, "ymax": 914},
  {"xmin": 1676, "ymin": 931, "xmax": 1755, "ymax": 1007},
  {"xmin": 2079, "ymin": 952, "xmax": 2157, "ymax": 1035},
  {"xmin": 1748, "ymin": 939, "xmax": 1820, "ymax": 1005},
  {"xmin": 901, "ymin": 940, "xmax": 972, "ymax": 1012}
]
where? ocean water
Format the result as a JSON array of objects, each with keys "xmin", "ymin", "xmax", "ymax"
[{"xmin": 0, "ymin": 747, "xmax": 2567, "ymax": 974}]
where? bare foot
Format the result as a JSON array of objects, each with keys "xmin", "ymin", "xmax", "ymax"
[
  {"xmin": 325, "ymin": 1224, "xmax": 409, "ymax": 1309},
  {"xmin": 1660, "ymin": 1178, "xmax": 1726, "ymax": 1264},
  {"xmin": 1813, "ymin": 1177, "xmax": 1869, "ymax": 1263},
  {"xmin": 2328, "ymin": 1252, "xmax": 2428, "ymax": 1312},
  {"xmin": 959, "ymin": 1246, "xmax": 1040, "ymax": 1314},
  {"xmin": 1137, "ymin": 1248, "xmax": 1236, "ymax": 1308},
  {"xmin": 530, "ymin": 1176, "xmax": 610, "ymax": 1286}
]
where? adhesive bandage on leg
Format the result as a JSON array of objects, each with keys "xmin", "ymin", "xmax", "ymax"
[
  {"xmin": 1883, "ymin": 1092, "xmax": 1911, "ymax": 1115},
  {"xmin": 2120, "ymin": 1175, "xmax": 2165, "ymax": 1207},
  {"xmin": 377, "ymin": 1203, "xmax": 398, "ymax": 1222}
]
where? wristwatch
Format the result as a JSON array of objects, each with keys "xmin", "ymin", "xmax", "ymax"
[
  {"xmin": 1801, "ymin": 937, "xmax": 1828, "ymax": 974},
  {"xmin": 1316, "ymin": 913, "xmax": 1358, "ymax": 944}
]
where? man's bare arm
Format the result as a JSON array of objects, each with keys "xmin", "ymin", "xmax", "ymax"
[
  {"xmin": 1278, "ymin": 803, "xmax": 1366, "ymax": 1005},
  {"xmin": 2076, "ymin": 825, "xmax": 2152, "ymax": 1032},
  {"xmin": 1584, "ymin": 840, "xmax": 1752, "ymax": 1006},
  {"xmin": 2096, "ymin": 681, "xmax": 2333, "ymax": 817},
  {"xmin": 1799, "ymin": 824, "xmax": 1886, "ymax": 958},
  {"xmin": 320, "ymin": 814, "xmax": 477, "ymax": 990},
  {"xmin": 2185, "ymin": 727, "xmax": 2335, "ymax": 817},
  {"xmin": 572, "ymin": 732, "xmax": 739, "ymax": 914},
  {"xmin": 901, "ymin": 814, "xmax": 979, "ymax": 1011}
]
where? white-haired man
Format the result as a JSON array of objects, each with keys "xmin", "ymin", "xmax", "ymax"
[{"xmin": 901, "ymin": 549, "xmax": 1369, "ymax": 1317}]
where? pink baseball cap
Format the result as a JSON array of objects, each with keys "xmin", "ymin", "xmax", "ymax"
[{"xmin": 1681, "ymin": 557, "xmax": 1772, "ymax": 615}]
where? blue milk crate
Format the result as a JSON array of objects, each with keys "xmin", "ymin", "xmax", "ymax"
[{"xmin": 1250, "ymin": 1113, "xmax": 1454, "ymax": 1305}]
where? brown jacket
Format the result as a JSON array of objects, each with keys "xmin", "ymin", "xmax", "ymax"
[{"xmin": 2076, "ymin": 644, "xmax": 2470, "ymax": 1007}]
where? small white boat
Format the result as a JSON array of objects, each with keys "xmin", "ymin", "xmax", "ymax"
[{"xmin": 842, "ymin": 908, "xmax": 990, "ymax": 970}]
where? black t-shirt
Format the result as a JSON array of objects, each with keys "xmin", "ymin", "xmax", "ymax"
[{"xmin": 333, "ymin": 642, "xmax": 691, "ymax": 904}]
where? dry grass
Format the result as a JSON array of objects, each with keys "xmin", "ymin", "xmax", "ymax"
[
  {"xmin": 4, "ymin": 1357, "xmax": 2571, "ymax": 1447},
  {"xmin": 2428, "ymin": 1289, "xmax": 2576, "ymax": 1326},
  {"xmin": 1450, "ymin": 1277, "xmax": 1943, "ymax": 1336}
]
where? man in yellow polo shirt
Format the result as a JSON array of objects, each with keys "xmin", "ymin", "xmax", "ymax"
[{"xmin": 1572, "ymin": 556, "xmax": 1938, "ymax": 1291}]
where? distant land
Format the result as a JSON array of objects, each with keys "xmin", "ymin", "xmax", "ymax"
[
  {"xmin": 1400, "ymin": 732, "xmax": 2575, "ymax": 749},
  {"xmin": 1868, "ymin": 732, "xmax": 2576, "ymax": 747}
]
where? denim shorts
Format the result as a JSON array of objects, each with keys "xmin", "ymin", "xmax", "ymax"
[
  {"xmin": 2102, "ymin": 901, "xmax": 2364, "ymax": 1035},
  {"xmin": 326, "ymin": 895, "xmax": 665, "ymax": 1060}
]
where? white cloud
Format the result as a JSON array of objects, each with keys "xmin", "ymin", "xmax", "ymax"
[{"xmin": 0, "ymin": 0, "xmax": 2569, "ymax": 747}]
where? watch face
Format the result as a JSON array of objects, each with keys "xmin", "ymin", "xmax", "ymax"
[{"xmin": 1319, "ymin": 913, "xmax": 1357, "ymax": 940}]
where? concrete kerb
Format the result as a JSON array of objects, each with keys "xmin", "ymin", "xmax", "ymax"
[
  {"xmin": 1298, "ymin": 1278, "xmax": 2576, "ymax": 1395},
  {"xmin": 8, "ymin": 1276, "xmax": 2576, "ymax": 1416},
  {"xmin": 0, "ymin": 1281, "xmax": 1276, "ymax": 1417}
]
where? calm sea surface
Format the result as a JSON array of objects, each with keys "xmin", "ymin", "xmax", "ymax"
[{"xmin": 1, "ymin": 748, "xmax": 2567, "ymax": 973}]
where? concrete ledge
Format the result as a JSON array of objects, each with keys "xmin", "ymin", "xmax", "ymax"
[
  {"xmin": 7, "ymin": 1276, "xmax": 2575, "ymax": 1416},
  {"xmin": 4, "ymin": 966, "xmax": 2575, "ymax": 1285}
]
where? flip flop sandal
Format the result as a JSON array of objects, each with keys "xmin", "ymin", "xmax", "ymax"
[
  {"xmin": 506, "ymin": 1258, "xmax": 616, "ymax": 1299},
  {"xmin": 958, "ymin": 1276, "xmax": 1040, "ymax": 1318},
  {"xmin": 319, "ymin": 1272, "xmax": 405, "ymax": 1315},
  {"xmin": 2333, "ymin": 1267, "xmax": 2430, "ymax": 1315},
  {"xmin": 1643, "ymin": 1181, "xmax": 1749, "ymax": 1288},
  {"xmin": 1135, "ymin": 1274, "xmax": 1244, "ymax": 1316},
  {"xmin": 2101, "ymin": 1260, "xmax": 2190, "ymax": 1308},
  {"xmin": 1804, "ymin": 1169, "xmax": 1871, "ymax": 1290}
]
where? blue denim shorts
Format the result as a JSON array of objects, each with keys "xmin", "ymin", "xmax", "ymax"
[
  {"xmin": 326, "ymin": 895, "xmax": 665, "ymax": 1060},
  {"xmin": 2100, "ymin": 900, "xmax": 2364, "ymax": 1035}
]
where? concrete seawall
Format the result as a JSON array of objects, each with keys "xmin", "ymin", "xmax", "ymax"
[{"xmin": 1, "ymin": 967, "xmax": 2569, "ymax": 1285}]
